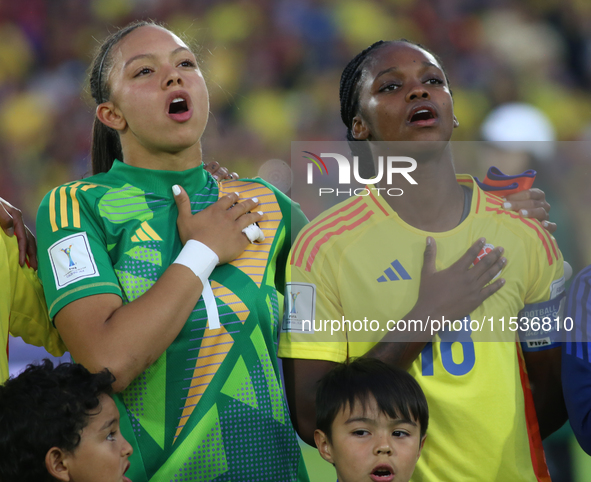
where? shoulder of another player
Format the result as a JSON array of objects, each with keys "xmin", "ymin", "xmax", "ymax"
[{"xmin": 218, "ymin": 178, "xmax": 284, "ymax": 209}]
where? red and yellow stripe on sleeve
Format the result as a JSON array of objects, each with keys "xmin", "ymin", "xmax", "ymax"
[
  {"xmin": 290, "ymin": 196, "xmax": 374, "ymax": 272},
  {"xmin": 483, "ymin": 192, "xmax": 559, "ymax": 266}
]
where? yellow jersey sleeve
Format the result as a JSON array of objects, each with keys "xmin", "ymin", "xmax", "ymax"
[
  {"xmin": 524, "ymin": 224, "xmax": 564, "ymax": 304},
  {"xmin": 278, "ymin": 250, "xmax": 348, "ymax": 362},
  {"xmin": 3, "ymin": 231, "xmax": 66, "ymax": 358}
]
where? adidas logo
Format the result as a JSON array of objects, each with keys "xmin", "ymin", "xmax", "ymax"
[
  {"xmin": 377, "ymin": 260, "xmax": 411, "ymax": 282},
  {"xmin": 131, "ymin": 221, "xmax": 162, "ymax": 242}
]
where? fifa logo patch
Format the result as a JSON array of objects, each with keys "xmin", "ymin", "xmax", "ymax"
[
  {"xmin": 289, "ymin": 291, "xmax": 301, "ymax": 314},
  {"xmin": 48, "ymin": 232, "xmax": 99, "ymax": 289},
  {"xmin": 61, "ymin": 245, "xmax": 75, "ymax": 268}
]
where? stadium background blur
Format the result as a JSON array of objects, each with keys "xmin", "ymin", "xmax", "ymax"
[{"xmin": 1, "ymin": 0, "xmax": 590, "ymax": 480}]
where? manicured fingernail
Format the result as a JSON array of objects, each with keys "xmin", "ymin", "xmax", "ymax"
[
  {"xmin": 503, "ymin": 202, "xmax": 511, "ymax": 209},
  {"xmin": 257, "ymin": 211, "xmax": 263, "ymax": 216},
  {"xmin": 501, "ymin": 257, "xmax": 506, "ymax": 265},
  {"xmin": 498, "ymin": 247, "xmax": 504, "ymax": 254},
  {"xmin": 542, "ymin": 221, "xmax": 549, "ymax": 227},
  {"xmin": 426, "ymin": 237, "xmax": 431, "ymax": 246},
  {"xmin": 520, "ymin": 209, "xmax": 528, "ymax": 216},
  {"xmin": 212, "ymin": 174, "xmax": 219, "ymax": 180},
  {"xmin": 235, "ymin": 192, "xmax": 240, "ymax": 197},
  {"xmin": 172, "ymin": 185, "xmax": 181, "ymax": 196},
  {"xmin": 252, "ymin": 197, "xmax": 258, "ymax": 203},
  {"xmin": 5, "ymin": 227, "xmax": 14, "ymax": 236}
]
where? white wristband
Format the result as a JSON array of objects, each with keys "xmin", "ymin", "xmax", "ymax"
[
  {"xmin": 173, "ymin": 240, "xmax": 219, "ymax": 286},
  {"xmin": 173, "ymin": 240, "xmax": 220, "ymax": 330}
]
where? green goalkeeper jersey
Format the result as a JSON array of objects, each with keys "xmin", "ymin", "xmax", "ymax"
[{"xmin": 36, "ymin": 160, "xmax": 309, "ymax": 482}]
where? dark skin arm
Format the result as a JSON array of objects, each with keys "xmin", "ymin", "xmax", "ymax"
[
  {"xmin": 510, "ymin": 190, "xmax": 565, "ymax": 439},
  {"xmin": 0, "ymin": 197, "xmax": 38, "ymax": 269},
  {"xmin": 283, "ymin": 237, "xmax": 507, "ymax": 446},
  {"xmin": 524, "ymin": 347, "xmax": 567, "ymax": 439}
]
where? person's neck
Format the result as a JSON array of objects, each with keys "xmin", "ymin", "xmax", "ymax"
[
  {"xmin": 377, "ymin": 146, "xmax": 465, "ymax": 232},
  {"xmin": 121, "ymin": 141, "xmax": 203, "ymax": 172}
]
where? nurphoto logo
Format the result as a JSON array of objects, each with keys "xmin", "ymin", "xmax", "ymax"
[{"xmin": 303, "ymin": 151, "xmax": 418, "ymax": 197}]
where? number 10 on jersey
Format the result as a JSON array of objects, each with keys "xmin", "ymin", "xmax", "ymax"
[{"xmin": 421, "ymin": 316, "xmax": 476, "ymax": 377}]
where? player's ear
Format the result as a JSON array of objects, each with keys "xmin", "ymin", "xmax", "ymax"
[
  {"xmin": 45, "ymin": 447, "xmax": 71, "ymax": 481},
  {"xmin": 453, "ymin": 115, "xmax": 459, "ymax": 128},
  {"xmin": 352, "ymin": 115, "xmax": 370, "ymax": 141},
  {"xmin": 417, "ymin": 434, "xmax": 427, "ymax": 460},
  {"xmin": 96, "ymin": 102, "xmax": 127, "ymax": 132},
  {"xmin": 314, "ymin": 429, "xmax": 335, "ymax": 464}
]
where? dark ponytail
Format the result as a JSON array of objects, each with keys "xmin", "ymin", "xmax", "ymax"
[
  {"xmin": 88, "ymin": 20, "xmax": 153, "ymax": 174},
  {"xmin": 90, "ymin": 118, "xmax": 123, "ymax": 175}
]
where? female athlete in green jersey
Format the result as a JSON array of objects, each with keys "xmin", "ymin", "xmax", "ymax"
[{"xmin": 36, "ymin": 21, "xmax": 309, "ymax": 482}]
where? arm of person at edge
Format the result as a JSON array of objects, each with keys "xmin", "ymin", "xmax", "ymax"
[
  {"xmin": 54, "ymin": 189, "xmax": 262, "ymax": 393},
  {"xmin": 0, "ymin": 197, "xmax": 38, "ymax": 269},
  {"xmin": 503, "ymin": 188, "xmax": 565, "ymax": 438},
  {"xmin": 562, "ymin": 267, "xmax": 591, "ymax": 454},
  {"xmin": 284, "ymin": 236, "xmax": 507, "ymax": 446},
  {"xmin": 524, "ymin": 347, "xmax": 566, "ymax": 439}
]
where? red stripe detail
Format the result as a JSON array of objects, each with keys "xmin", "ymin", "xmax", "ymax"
[
  {"xmin": 457, "ymin": 178, "xmax": 473, "ymax": 183},
  {"xmin": 368, "ymin": 190, "xmax": 389, "ymax": 216},
  {"xmin": 538, "ymin": 221, "xmax": 559, "ymax": 262},
  {"xmin": 486, "ymin": 195, "xmax": 559, "ymax": 263},
  {"xmin": 516, "ymin": 343, "xmax": 551, "ymax": 481},
  {"xmin": 485, "ymin": 207, "xmax": 553, "ymax": 265},
  {"xmin": 476, "ymin": 186, "xmax": 481, "ymax": 214},
  {"xmin": 484, "ymin": 193, "xmax": 503, "ymax": 206},
  {"xmin": 296, "ymin": 204, "xmax": 367, "ymax": 268},
  {"xmin": 306, "ymin": 211, "xmax": 374, "ymax": 271},
  {"xmin": 291, "ymin": 197, "xmax": 363, "ymax": 266}
]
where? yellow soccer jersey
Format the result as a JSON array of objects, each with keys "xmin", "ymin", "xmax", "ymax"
[
  {"xmin": 0, "ymin": 231, "xmax": 66, "ymax": 382},
  {"xmin": 279, "ymin": 175, "xmax": 563, "ymax": 482}
]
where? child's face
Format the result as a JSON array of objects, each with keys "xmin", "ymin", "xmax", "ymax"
[
  {"xmin": 315, "ymin": 397, "xmax": 425, "ymax": 482},
  {"xmin": 63, "ymin": 394, "xmax": 133, "ymax": 482}
]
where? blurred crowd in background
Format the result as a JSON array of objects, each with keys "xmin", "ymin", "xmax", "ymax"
[{"xmin": 1, "ymin": 0, "xmax": 591, "ymax": 480}]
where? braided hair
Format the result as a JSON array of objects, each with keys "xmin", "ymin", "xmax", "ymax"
[
  {"xmin": 339, "ymin": 39, "xmax": 451, "ymax": 178},
  {"xmin": 339, "ymin": 41, "xmax": 387, "ymax": 178},
  {"xmin": 88, "ymin": 20, "xmax": 154, "ymax": 175}
]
